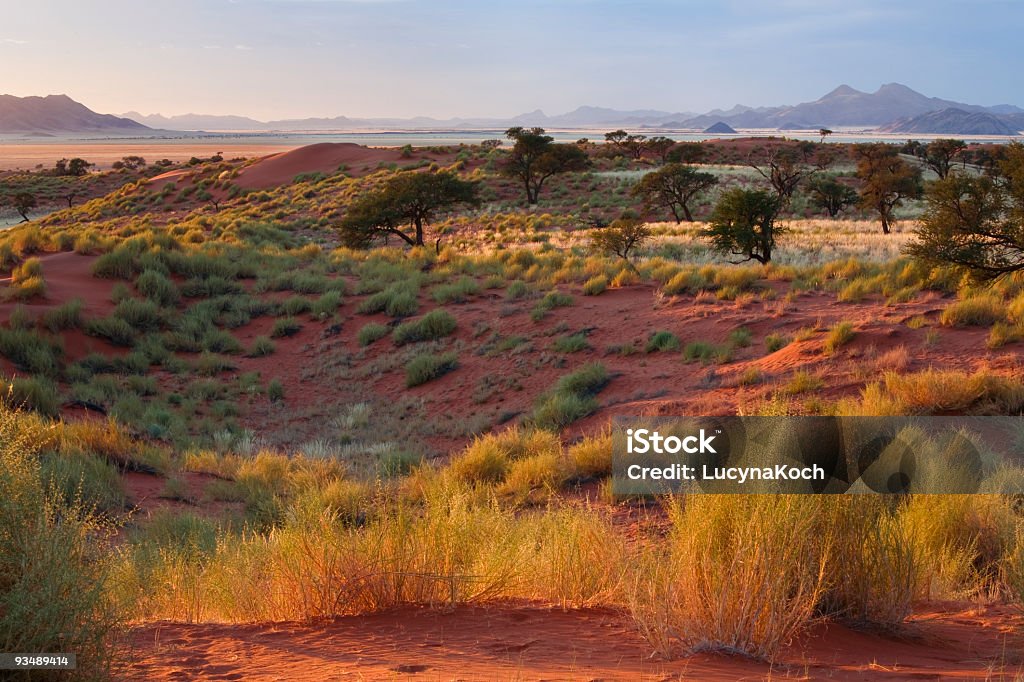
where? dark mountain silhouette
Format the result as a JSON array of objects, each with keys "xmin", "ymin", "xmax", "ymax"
[
  {"xmin": 879, "ymin": 108, "xmax": 1019, "ymax": 135},
  {"xmin": 0, "ymin": 94, "xmax": 150, "ymax": 134},
  {"xmin": 703, "ymin": 122, "xmax": 737, "ymax": 134}
]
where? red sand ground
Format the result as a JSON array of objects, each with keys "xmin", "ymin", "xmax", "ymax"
[
  {"xmin": 233, "ymin": 281, "xmax": 1021, "ymax": 453},
  {"xmin": 123, "ymin": 601, "xmax": 1024, "ymax": 681},
  {"xmin": 233, "ymin": 143, "xmax": 471, "ymax": 190}
]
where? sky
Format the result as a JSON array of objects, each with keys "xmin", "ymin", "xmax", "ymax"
[{"xmin": 1, "ymin": 0, "xmax": 1020, "ymax": 120}]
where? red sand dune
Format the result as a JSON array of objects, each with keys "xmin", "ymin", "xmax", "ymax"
[
  {"xmin": 233, "ymin": 143, "xmax": 409, "ymax": 189},
  {"xmin": 146, "ymin": 169, "xmax": 194, "ymax": 186},
  {"xmin": 123, "ymin": 601, "xmax": 1023, "ymax": 681}
]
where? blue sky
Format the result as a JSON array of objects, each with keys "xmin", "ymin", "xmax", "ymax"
[{"xmin": 1, "ymin": 0, "xmax": 1019, "ymax": 119}]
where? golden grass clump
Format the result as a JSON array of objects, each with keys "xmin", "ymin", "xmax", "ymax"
[
  {"xmin": 940, "ymin": 293, "xmax": 1006, "ymax": 327},
  {"xmin": 849, "ymin": 369, "xmax": 1024, "ymax": 415},
  {"xmin": 568, "ymin": 429, "xmax": 613, "ymax": 478},
  {"xmin": 627, "ymin": 495, "xmax": 831, "ymax": 661}
]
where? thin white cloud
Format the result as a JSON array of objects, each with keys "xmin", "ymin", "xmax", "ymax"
[{"xmin": 0, "ymin": 38, "xmax": 29, "ymax": 45}]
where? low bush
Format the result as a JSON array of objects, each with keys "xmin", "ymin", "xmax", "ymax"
[
  {"xmin": 42, "ymin": 298, "xmax": 83, "ymax": 332},
  {"xmin": 246, "ymin": 335, "xmax": 276, "ymax": 357},
  {"xmin": 432, "ymin": 277, "xmax": 480, "ymax": 304},
  {"xmin": 823, "ymin": 321, "xmax": 855, "ymax": 354},
  {"xmin": 136, "ymin": 269, "xmax": 180, "ymax": 306},
  {"xmin": 357, "ymin": 322, "xmax": 390, "ymax": 346},
  {"xmin": 683, "ymin": 341, "xmax": 730, "ymax": 364},
  {"xmin": 552, "ymin": 333, "xmax": 591, "ymax": 353},
  {"xmin": 393, "ymin": 309, "xmax": 457, "ymax": 346},
  {"xmin": 405, "ymin": 352, "xmax": 458, "ymax": 387},
  {"xmin": 532, "ymin": 363, "xmax": 610, "ymax": 431},
  {"xmin": 940, "ymin": 294, "xmax": 1005, "ymax": 327},
  {"xmin": 271, "ymin": 317, "xmax": 302, "ymax": 338},
  {"xmin": 582, "ymin": 275, "xmax": 608, "ymax": 296},
  {"xmin": 85, "ymin": 316, "xmax": 138, "ymax": 347},
  {"xmin": 530, "ymin": 290, "xmax": 574, "ymax": 322},
  {"xmin": 764, "ymin": 333, "xmax": 789, "ymax": 353},
  {"xmin": 645, "ymin": 331, "xmax": 680, "ymax": 353}
]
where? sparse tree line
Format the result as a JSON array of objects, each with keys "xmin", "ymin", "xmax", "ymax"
[{"xmin": 334, "ymin": 130, "xmax": 1024, "ymax": 279}]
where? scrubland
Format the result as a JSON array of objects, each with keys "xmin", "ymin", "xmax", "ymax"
[{"xmin": 1, "ymin": 140, "xmax": 1023, "ymax": 679}]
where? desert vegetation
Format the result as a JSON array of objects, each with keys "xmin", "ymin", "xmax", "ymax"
[{"xmin": 2, "ymin": 136, "xmax": 1023, "ymax": 678}]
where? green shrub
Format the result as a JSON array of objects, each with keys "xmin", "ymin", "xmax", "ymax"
[
  {"xmin": 531, "ymin": 290, "xmax": 574, "ymax": 322},
  {"xmin": 195, "ymin": 352, "xmax": 238, "ymax": 376},
  {"xmin": 136, "ymin": 269, "xmax": 180, "ymax": 306},
  {"xmin": 41, "ymin": 451, "xmax": 126, "ymax": 513},
  {"xmin": 92, "ymin": 246, "xmax": 137, "ymax": 279},
  {"xmin": 246, "ymin": 335, "xmax": 276, "ymax": 357},
  {"xmin": 357, "ymin": 282, "xmax": 419, "ymax": 317},
  {"xmin": 506, "ymin": 281, "xmax": 530, "ymax": 300},
  {"xmin": 278, "ymin": 295, "xmax": 312, "ymax": 316},
  {"xmin": 582, "ymin": 275, "xmax": 608, "ymax": 296},
  {"xmin": 114, "ymin": 297, "xmax": 166, "ymax": 332},
  {"xmin": 0, "ymin": 328, "xmax": 63, "ymax": 375},
  {"xmin": 203, "ymin": 328, "xmax": 243, "ymax": 354},
  {"xmin": 765, "ymin": 333, "xmax": 789, "ymax": 353},
  {"xmin": 552, "ymin": 333, "xmax": 591, "ymax": 353},
  {"xmin": 531, "ymin": 363, "xmax": 611, "ymax": 431},
  {"xmin": 267, "ymin": 379, "xmax": 285, "ymax": 402},
  {"xmin": 729, "ymin": 327, "xmax": 753, "ymax": 348},
  {"xmin": 42, "ymin": 298, "xmax": 83, "ymax": 332},
  {"xmin": 532, "ymin": 392, "xmax": 598, "ymax": 431},
  {"xmin": 0, "ymin": 376, "xmax": 60, "ymax": 416},
  {"xmin": 645, "ymin": 331, "xmax": 681, "ymax": 353},
  {"xmin": 405, "ymin": 352, "xmax": 458, "ymax": 387},
  {"xmin": 357, "ymin": 323, "xmax": 389, "ymax": 346},
  {"xmin": 392, "ymin": 309, "xmax": 457, "ymax": 346},
  {"xmin": 85, "ymin": 316, "xmax": 137, "ymax": 347},
  {"xmin": 823, "ymin": 321, "xmax": 855, "ymax": 354},
  {"xmin": 271, "ymin": 317, "xmax": 302, "ymax": 338},
  {"xmin": 683, "ymin": 341, "xmax": 730, "ymax": 364},
  {"xmin": 310, "ymin": 291, "xmax": 343, "ymax": 319},
  {"xmin": 432, "ymin": 277, "xmax": 480, "ymax": 304}
]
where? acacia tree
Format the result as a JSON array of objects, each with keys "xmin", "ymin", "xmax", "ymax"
[
  {"xmin": 819, "ymin": 128, "xmax": 833, "ymax": 143},
  {"xmin": 747, "ymin": 141, "xmax": 819, "ymax": 204},
  {"xmin": 54, "ymin": 158, "xmax": 93, "ymax": 176},
  {"xmin": 502, "ymin": 127, "xmax": 589, "ymax": 204},
  {"xmin": 855, "ymin": 143, "xmax": 923, "ymax": 234},
  {"xmin": 11, "ymin": 192, "xmax": 37, "ymax": 222},
  {"xmin": 807, "ymin": 175, "xmax": 858, "ymax": 218},
  {"xmin": 630, "ymin": 163, "xmax": 718, "ymax": 222},
  {"xmin": 906, "ymin": 143, "xmax": 1024, "ymax": 278},
  {"xmin": 112, "ymin": 155, "xmax": 147, "ymax": 171},
  {"xmin": 591, "ymin": 214, "xmax": 651, "ymax": 266},
  {"xmin": 604, "ymin": 129, "xmax": 647, "ymax": 160},
  {"xmin": 644, "ymin": 136, "xmax": 676, "ymax": 164},
  {"xmin": 667, "ymin": 142, "xmax": 707, "ymax": 165},
  {"xmin": 921, "ymin": 138, "xmax": 967, "ymax": 179},
  {"xmin": 339, "ymin": 170, "xmax": 479, "ymax": 249},
  {"xmin": 702, "ymin": 189, "xmax": 783, "ymax": 264}
]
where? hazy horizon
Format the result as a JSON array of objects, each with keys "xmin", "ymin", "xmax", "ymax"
[{"xmin": 3, "ymin": 0, "xmax": 1021, "ymax": 120}]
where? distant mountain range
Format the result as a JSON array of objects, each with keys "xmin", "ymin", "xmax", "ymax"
[
  {"xmin": 880, "ymin": 108, "xmax": 1021, "ymax": 135},
  {"xmin": 2, "ymin": 85, "xmax": 1022, "ymax": 137},
  {"xmin": 0, "ymin": 94, "xmax": 147, "ymax": 134},
  {"xmin": 668, "ymin": 83, "xmax": 1023, "ymax": 131},
  {"xmin": 120, "ymin": 105, "xmax": 697, "ymax": 132},
  {"xmin": 116, "ymin": 84, "xmax": 1024, "ymax": 135}
]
